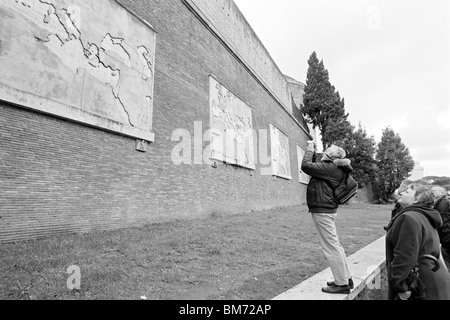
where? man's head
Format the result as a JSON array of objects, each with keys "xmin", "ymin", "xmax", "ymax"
[
  {"xmin": 322, "ymin": 145, "xmax": 346, "ymax": 161},
  {"xmin": 432, "ymin": 186, "xmax": 448, "ymax": 201}
]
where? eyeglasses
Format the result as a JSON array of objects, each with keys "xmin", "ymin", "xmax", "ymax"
[{"xmin": 398, "ymin": 186, "xmax": 414, "ymax": 196}]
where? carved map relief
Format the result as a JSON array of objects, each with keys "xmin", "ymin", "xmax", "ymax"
[
  {"xmin": 270, "ymin": 124, "xmax": 292, "ymax": 180},
  {"xmin": 209, "ymin": 76, "xmax": 255, "ymax": 170},
  {"xmin": 0, "ymin": 0, "xmax": 156, "ymax": 141},
  {"xmin": 297, "ymin": 145, "xmax": 311, "ymax": 184}
]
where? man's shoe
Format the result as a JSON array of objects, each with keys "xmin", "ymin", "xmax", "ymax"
[
  {"xmin": 327, "ymin": 278, "xmax": 354, "ymax": 289},
  {"xmin": 322, "ymin": 284, "xmax": 351, "ymax": 294}
]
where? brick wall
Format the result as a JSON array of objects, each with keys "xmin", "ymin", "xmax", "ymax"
[
  {"xmin": 0, "ymin": 0, "xmax": 311, "ymax": 243},
  {"xmin": 184, "ymin": 0, "xmax": 293, "ymax": 113},
  {"xmin": 353, "ymin": 263, "xmax": 388, "ymax": 300}
]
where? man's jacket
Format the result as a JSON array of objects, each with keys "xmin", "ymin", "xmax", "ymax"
[{"xmin": 301, "ymin": 150, "xmax": 353, "ymax": 213}]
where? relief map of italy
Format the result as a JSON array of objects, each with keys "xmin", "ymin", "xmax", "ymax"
[{"xmin": 0, "ymin": 0, "xmax": 156, "ymax": 133}]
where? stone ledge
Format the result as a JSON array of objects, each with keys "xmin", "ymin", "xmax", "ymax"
[{"xmin": 272, "ymin": 236, "xmax": 386, "ymax": 300}]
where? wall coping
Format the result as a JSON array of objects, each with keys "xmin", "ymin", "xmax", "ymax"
[
  {"xmin": 272, "ymin": 236, "xmax": 386, "ymax": 300},
  {"xmin": 182, "ymin": 0, "xmax": 313, "ymax": 140}
]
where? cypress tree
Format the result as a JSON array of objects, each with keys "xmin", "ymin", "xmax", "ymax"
[
  {"xmin": 301, "ymin": 52, "xmax": 350, "ymax": 150},
  {"xmin": 342, "ymin": 124, "xmax": 377, "ymax": 187},
  {"xmin": 376, "ymin": 127, "xmax": 415, "ymax": 201}
]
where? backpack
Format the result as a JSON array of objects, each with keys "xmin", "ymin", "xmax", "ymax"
[{"xmin": 331, "ymin": 173, "xmax": 358, "ymax": 204}]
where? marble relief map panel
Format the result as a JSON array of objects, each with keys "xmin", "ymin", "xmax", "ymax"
[
  {"xmin": 0, "ymin": 0, "xmax": 156, "ymax": 141},
  {"xmin": 297, "ymin": 145, "xmax": 311, "ymax": 184},
  {"xmin": 270, "ymin": 123, "xmax": 292, "ymax": 180},
  {"xmin": 209, "ymin": 76, "xmax": 255, "ymax": 170}
]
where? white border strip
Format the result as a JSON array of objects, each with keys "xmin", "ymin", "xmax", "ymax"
[{"xmin": 0, "ymin": 85, "xmax": 155, "ymax": 142}]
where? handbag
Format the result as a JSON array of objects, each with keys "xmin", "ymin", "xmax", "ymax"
[{"xmin": 402, "ymin": 254, "xmax": 441, "ymax": 300}]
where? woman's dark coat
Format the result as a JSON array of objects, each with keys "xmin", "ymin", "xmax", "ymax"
[
  {"xmin": 435, "ymin": 196, "xmax": 450, "ymax": 246},
  {"xmin": 385, "ymin": 204, "xmax": 450, "ymax": 300},
  {"xmin": 301, "ymin": 150, "xmax": 353, "ymax": 214}
]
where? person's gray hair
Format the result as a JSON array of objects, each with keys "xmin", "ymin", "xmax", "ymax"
[
  {"xmin": 410, "ymin": 183, "xmax": 435, "ymax": 207},
  {"xmin": 324, "ymin": 145, "xmax": 346, "ymax": 160},
  {"xmin": 432, "ymin": 186, "xmax": 448, "ymax": 198}
]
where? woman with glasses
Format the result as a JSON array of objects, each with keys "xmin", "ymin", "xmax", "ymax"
[{"xmin": 385, "ymin": 183, "xmax": 450, "ymax": 300}]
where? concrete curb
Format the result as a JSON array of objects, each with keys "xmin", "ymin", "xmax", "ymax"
[{"xmin": 272, "ymin": 236, "xmax": 386, "ymax": 300}]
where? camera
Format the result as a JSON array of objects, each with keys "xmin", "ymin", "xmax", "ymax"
[{"xmin": 307, "ymin": 140, "xmax": 317, "ymax": 150}]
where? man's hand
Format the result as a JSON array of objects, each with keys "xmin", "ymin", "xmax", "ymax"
[{"xmin": 306, "ymin": 140, "xmax": 316, "ymax": 152}]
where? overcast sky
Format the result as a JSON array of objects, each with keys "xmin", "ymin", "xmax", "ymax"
[{"xmin": 233, "ymin": 0, "xmax": 450, "ymax": 177}]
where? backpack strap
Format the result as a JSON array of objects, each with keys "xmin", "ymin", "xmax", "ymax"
[{"xmin": 324, "ymin": 171, "xmax": 347, "ymax": 199}]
